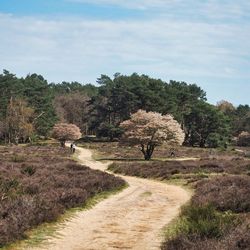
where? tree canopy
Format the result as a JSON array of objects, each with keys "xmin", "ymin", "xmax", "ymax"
[
  {"xmin": 0, "ymin": 69, "xmax": 249, "ymax": 148},
  {"xmin": 52, "ymin": 123, "xmax": 81, "ymax": 147}
]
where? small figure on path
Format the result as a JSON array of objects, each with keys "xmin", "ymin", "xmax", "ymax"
[
  {"xmin": 170, "ymin": 148, "xmax": 175, "ymax": 157},
  {"xmin": 70, "ymin": 143, "xmax": 73, "ymax": 153},
  {"xmin": 72, "ymin": 143, "xmax": 76, "ymax": 153}
]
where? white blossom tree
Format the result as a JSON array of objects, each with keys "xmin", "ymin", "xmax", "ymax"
[
  {"xmin": 120, "ymin": 110, "xmax": 185, "ymax": 160},
  {"xmin": 52, "ymin": 123, "xmax": 81, "ymax": 147},
  {"xmin": 237, "ymin": 131, "xmax": 250, "ymax": 146}
]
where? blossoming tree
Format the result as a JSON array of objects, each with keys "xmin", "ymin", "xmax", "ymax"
[
  {"xmin": 52, "ymin": 123, "xmax": 81, "ymax": 147},
  {"xmin": 237, "ymin": 131, "xmax": 250, "ymax": 146},
  {"xmin": 120, "ymin": 110, "xmax": 185, "ymax": 160}
]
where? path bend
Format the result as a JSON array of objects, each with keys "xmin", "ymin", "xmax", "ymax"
[{"xmin": 32, "ymin": 146, "xmax": 190, "ymax": 250}]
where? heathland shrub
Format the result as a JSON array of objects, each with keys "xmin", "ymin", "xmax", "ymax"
[
  {"xmin": 21, "ymin": 165, "xmax": 36, "ymax": 176},
  {"xmin": 0, "ymin": 145, "xmax": 126, "ymax": 247},
  {"xmin": 192, "ymin": 176, "xmax": 250, "ymax": 213}
]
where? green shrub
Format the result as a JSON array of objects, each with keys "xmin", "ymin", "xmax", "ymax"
[
  {"xmin": 0, "ymin": 178, "xmax": 19, "ymax": 193},
  {"xmin": 0, "ymin": 178, "xmax": 21, "ymax": 199},
  {"xmin": 175, "ymin": 204, "xmax": 237, "ymax": 239},
  {"xmin": 162, "ymin": 212, "xmax": 248, "ymax": 250},
  {"xmin": 21, "ymin": 165, "xmax": 36, "ymax": 176}
]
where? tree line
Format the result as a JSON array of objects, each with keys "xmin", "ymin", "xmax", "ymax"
[{"xmin": 0, "ymin": 69, "xmax": 249, "ymax": 147}]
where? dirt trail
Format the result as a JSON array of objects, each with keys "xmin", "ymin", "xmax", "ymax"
[{"xmin": 32, "ymin": 146, "xmax": 190, "ymax": 250}]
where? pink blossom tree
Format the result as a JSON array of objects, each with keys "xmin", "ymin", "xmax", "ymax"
[
  {"xmin": 120, "ymin": 110, "xmax": 185, "ymax": 160},
  {"xmin": 52, "ymin": 123, "xmax": 81, "ymax": 147}
]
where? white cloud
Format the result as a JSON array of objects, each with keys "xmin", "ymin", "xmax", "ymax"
[
  {"xmin": 67, "ymin": 0, "xmax": 250, "ymax": 20},
  {"xmin": 0, "ymin": 11, "xmax": 249, "ymax": 89},
  {"xmin": 66, "ymin": 0, "xmax": 180, "ymax": 10}
]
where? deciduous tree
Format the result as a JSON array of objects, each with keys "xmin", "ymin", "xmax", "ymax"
[
  {"xmin": 52, "ymin": 123, "xmax": 81, "ymax": 147},
  {"xmin": 53, "ymin": 92, "xmax": 90, "ymax": 134},
  {"xmin": 120, "ymin": 110, "xmax": 185, "ymax": 160},
  {"xmin": 5, "ymin": 97, "xmax": 34, "ymax": 144},
  {"xmin": 217, "ymin": 100, "xmax": 235, "ymax": 114}
]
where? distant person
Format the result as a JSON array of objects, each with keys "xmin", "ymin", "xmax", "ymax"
[
  {"xmin": 72, "ymin": 143, "xmax": 76, "ymax": 153},
  {"xmin": 70, "ymin": 143, "xmax": 73, "ymax": 153},
  {"xmin": 170, "ymin": 148, "xmax": 175, "ymax": 157}
]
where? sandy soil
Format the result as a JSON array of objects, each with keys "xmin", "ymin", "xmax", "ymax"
[{"xmin": 31, "ymin": 146, "xmax": 190, "ymax": 250}]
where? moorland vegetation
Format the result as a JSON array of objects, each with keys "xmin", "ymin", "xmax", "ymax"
[{"xmin": 0, "ymin": 145, "xmax": 125, "ymax": 247}]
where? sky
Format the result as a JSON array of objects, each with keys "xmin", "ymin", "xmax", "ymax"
[{"xmin": 0, "ymin": 0, "xmax": 249, "ymax": 105}]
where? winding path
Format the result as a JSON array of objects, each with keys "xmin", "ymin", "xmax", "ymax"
[{"xmin": 33, "ymin": 146, "xmax": 190, "ymax": 250}]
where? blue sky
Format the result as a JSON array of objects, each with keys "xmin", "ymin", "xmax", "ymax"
[{"xmin": 0, "ymin": 0, "xmax": 249, "ymax": 105}]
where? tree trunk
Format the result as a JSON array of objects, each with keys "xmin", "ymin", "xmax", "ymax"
[
  {"xmin": 144, "ymin": 153, "xmax": 151, "ymax": 160},
  {"xmin": 140, "ymin": 143, "xmax": 155, "ymax": 160}
]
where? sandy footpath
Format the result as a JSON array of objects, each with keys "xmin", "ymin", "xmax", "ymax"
[{"xmin": 30, "ymin": 146, "xmax": 190, "ymax": 250}]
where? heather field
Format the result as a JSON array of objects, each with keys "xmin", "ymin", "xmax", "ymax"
[
  {"xmin": 108, "ymin": 157, "xmax": 250, "ymax": 184},
  {"xmin": 0, "ymin": 145, "xmax": 125, "ymax": 247},
  {"xmin": 1, "ymin": 141, "xmax": 250, "ymax": 249}
]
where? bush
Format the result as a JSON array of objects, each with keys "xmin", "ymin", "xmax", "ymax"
[
  {"xmin": 21, "ymin": 165, "xmax": 36, "ymax": 176},
  {"xmin": 207, "ymin": 133, "xmax": 227, "ymax": 148},
  {"xmin": 179, "ymin": 204, "xmax": 236, "ymax": 238},
  {"xmin": 162, "ymin": 204, "xmax": 241, "ymax": 250}
]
